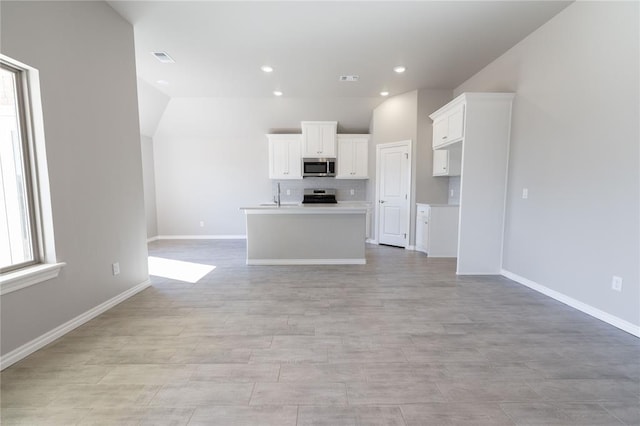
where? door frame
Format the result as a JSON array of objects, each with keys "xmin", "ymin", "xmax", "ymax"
[{"xmin": 374, "ymin": 140, "xmax": 412, "ymax": 247}]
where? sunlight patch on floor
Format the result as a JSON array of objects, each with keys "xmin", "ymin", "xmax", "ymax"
[{"xmin": 148, "ymin": 256, "xmax": 216, "ymax": 283}]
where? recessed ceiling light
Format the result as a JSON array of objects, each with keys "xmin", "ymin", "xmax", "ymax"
[
  {"xmin": 151, "ymin": 51, "xmax": 175, "ymax": 63},
  {"xmin": 273, "ymin": 91, "xmax": 283, "ymax": 96},
  {"xmin": 393, "ymin": 66, "xmax": 406, "ymax": 73},
  {"xmin": 380, "ymin": 91, "xmax": 389, "ymax": 97},
  {"xmin": 156, "ymin": 80, "xmax": 169, "ymax": 85},
  {"xmin": 261, "ymin": 65, "xmax": 274, "ymax": 73}
]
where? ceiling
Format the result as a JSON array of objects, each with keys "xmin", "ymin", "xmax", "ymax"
[{"xmin": 108, "ymin": 1, "xmax": 572, "ymax": 99}]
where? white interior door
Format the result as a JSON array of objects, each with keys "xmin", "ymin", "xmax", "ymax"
[{"xmin": 377, "ymin": 142, "xmax": 410, "ymax": 247}]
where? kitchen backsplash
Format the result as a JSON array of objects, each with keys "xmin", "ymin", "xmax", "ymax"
[
  {"xmin": 272, "ymin": 178, "xmax": 367, "ymax": 203},
  {"xmin": 448, "ymin": 176, "xmax": 461, "ymax": 205}
]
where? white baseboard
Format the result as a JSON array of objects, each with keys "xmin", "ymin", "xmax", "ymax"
[
  {"xmin": 147, "ymin": 236, "xmax": 159, "ymax": 243},
  {"xmin": 0, "ymin": 279, "xmax": 151, "ymax": 370},
  {"xmin": 366, "ymin": 239, "xmax": 378, "ymax": 245},
  {"xmin": 247, "ymin": 258, "xmax": 366, "ymax": 265},
  {"xmin": 501, "ymin": 269, "xmax": 640, "ymax": 338},
  {"xmin": 156, "ymin": 235, "xmax": 246, "ymax": 240},
  {"xmin": 405, "ymin": 245, "xmax": 416, "ymax": 251}
]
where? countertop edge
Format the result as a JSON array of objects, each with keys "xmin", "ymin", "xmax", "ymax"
[{"xmin": 240, "ymin": 205, "xmax": 368, "ymax": 214}]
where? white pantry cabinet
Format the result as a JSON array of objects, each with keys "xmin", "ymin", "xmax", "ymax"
[
  {"xmin": 301, "ymin": 121, "xmax": 337, "ymax": 157},
  {"xmin": 431, "ymin": 102, "xmax": 465, "ymax": 149},
  {"xmin": 429, "ymin": 92, "xmax": 514, "ymax": 274},
  {"xmin": 336, "ymin": 134, "xmax": 369, "ymax": 179},
  {"xmin": 432, "ymin": 144, "xmax": 461, "ymax": 177},
  {"xmin": 267, "ymin": 134, "xmax": 302, "ymax": 179},
  {"xmin": 415, "ymin": 204, "xmax": 459, "ymax": 257}
]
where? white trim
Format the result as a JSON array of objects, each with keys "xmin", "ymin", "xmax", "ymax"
[
  {"xmin": 456, "ymin": 271, "xmax": 501, "ymax": 276},
  {"xmin": 0, "ymin": 262, "xmax": 65, "ymax": 295},
  {"xmin": 501, "ymin": 269, "xmax": 640, "ymax": 338},
  {"xmin": 156, "ymin": 235, "xmax": 247, "ymax": 240},
  {"xmin": 366, "ymin": 238, "xmax": 378, "ymax": 245},
  {"xmin": 147, "ymin": 236, "xmax": 159, "ymax": 243},
  {"xmin": 247, "ymin": 258, "xmax": 366, "ymax": 265},
  {"xmin": 405, "ymin": 245, "xmax": 416, "ymax": 251},
  {"xmin": 0, "ymin": 279, "xmax": 151, "ymax": 370}
]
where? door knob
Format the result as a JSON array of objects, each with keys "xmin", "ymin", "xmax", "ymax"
[{"xmin": 379, "ymin": 200, "xmax": 386, "ymax": 204}]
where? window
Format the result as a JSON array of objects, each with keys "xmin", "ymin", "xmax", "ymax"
[
  {"xmin": 0, "ymin": 54, "xmax": 63, "ymax": 294},
  {"xmin": 1, "ymin": 62, "xmax": 38, "ymax": 272}
]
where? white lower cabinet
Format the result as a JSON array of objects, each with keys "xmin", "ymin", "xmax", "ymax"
[
  {"xmin": 267, "ymin": 134, "xmax": 302, "ymax": 179},
  {"xmin": 415, "ymin": 203, "xmax": 459, "ymax": 257}
]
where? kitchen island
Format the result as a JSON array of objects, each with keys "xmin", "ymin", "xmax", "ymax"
[{"xmin": 240, "ymin": 204, "xmax": 368, "ymax": 265}]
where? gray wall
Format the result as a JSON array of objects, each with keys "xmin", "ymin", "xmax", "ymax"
[
  {"xmin": 455, "ymin": 1, "xmax": 639, "ymax": 326},
  {"xmin": 0, "ymin": 1, "xmax": 148, "ymax": 354},
  {"xmin": 141, "ymin": 135, "xmax": 158, "ymax": 239},
  {"xmin": 152, "ymin": 97, "xmax": 378, "ymax": 236},
  {"xmin": 369, "ymin": 89, "xmax": 451, "ymax": 245},
  {"xmin": 137, "ymin": 76, "xmax": 167, "ymax": 238},
  {"xmin": 137, "ymin": 78, "xmax": 169, "ymax": 138}
]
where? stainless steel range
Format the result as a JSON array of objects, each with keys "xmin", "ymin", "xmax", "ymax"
[{"xmin": 302, "ymin": 189, "xmax": 337, "ymax": 204}]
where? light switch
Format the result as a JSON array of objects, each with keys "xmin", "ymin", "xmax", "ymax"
[{"xmin": 522, "ymin": 188, "xmax": 528, "ymax": 199}]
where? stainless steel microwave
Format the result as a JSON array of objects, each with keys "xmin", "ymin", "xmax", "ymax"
[{"xmin": 302, "ymin": 158, "xmax": 336, "ymax": 177}]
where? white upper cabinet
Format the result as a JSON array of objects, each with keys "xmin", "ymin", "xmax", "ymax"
[
  {"xmin": 432, "ymin": 144, "xmax": 462, "ymax": 177},
  {"xmin": 301, "ymin": 121, "xmax": 337, "ymax": 157},
  {"xmin": 431, "ymin": 102, "xmax": 465, "ymax": 149},
  {"xmin": 267, "ymin": 134, "xmax": 302, "ymax": 179},
  {"xmin": 336, "ymin": 135, "xmax": 369, "ymax": 179}
]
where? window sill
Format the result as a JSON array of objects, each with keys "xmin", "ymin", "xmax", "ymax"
[{"xmin": 0, "ymin": 262, "xmax": 66, "ymax": 295}]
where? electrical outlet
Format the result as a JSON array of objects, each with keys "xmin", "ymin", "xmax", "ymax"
[
  {"xmin": 450, "ymin": 189, "xmax": 454, "ymax": 197},
  {"xmin": 522, "ymin": 188, "xmax": 529, "ymax": 199},
  {"xmin": 611, "ymin": 276, "xmax": 623, "ymax": 292},
  {"xmin": 286, "ymin": 189, "xmax": 291, "ymax": 196},
  {"xmin": 199, "ymin": 221, "xmax": 205, "ymax": 227},
  {"xmin": 350, "ymin": 189, "xmax": 355, "ymax": 196},
  {"xmin": 112, "ymin": 262, "xmax": 120, "ymax": 276}
]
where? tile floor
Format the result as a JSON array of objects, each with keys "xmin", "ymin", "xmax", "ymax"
[{"xmin": 1, "ymin": 240, "xmax": 639, "ymax": 425}]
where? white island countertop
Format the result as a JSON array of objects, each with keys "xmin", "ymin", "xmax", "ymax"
[{"xmin": 240, "ymin": 202, "xmax": 369, "ymax": 214}]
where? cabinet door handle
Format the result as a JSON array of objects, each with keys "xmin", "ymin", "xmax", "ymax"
[
  {"xmin": 379, "ymin": 200, "xmax": 386, "ymax": 204},
  {"xmin": 442, "ymin": 136, "xmax": 447, "ymax": 139}
]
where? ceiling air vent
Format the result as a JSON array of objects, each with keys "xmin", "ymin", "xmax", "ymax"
[
  {"xmin": 339, "ymin": 75, "xmax": 359, "ymax": 82},
  {"xmin": 151, "ymin": 51, "xmax": 175, "ymax": 63}
]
